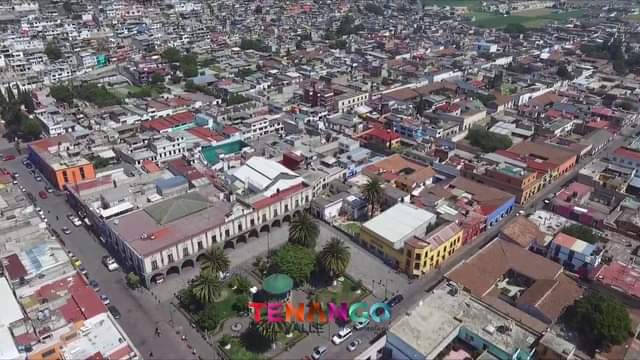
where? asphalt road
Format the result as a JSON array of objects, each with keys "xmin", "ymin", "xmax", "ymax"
[{"xmin": 1, "ymin": 150, "xmax": 212, "ymax": 360}]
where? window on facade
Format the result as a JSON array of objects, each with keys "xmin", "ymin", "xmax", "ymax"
[
  {"xmin": 197, "ymin": 241, "xmax": 204, "ymax": 251},
  {"xmin": 305, "ymin": 195, "xmax": 309, "ymax": 203},
  {"xmin": 151, "ymin": 260, "xmax": 159, "ymax": 271},
  {"xmin": 225, "ymin": 229, "xmax": 230, "ymax": 237},
  {"xmin": 250, "ymin": 219, "xmax": 255, "ymax": 227},
  {"xmin": 183, "ymin": 247, "xmax": 189, "ymax": 257},
  {"xmin": 79, "ymin": 167, "xmax": 86, "ymax": 180},
  {"xmin": 262, "ymin": 214, "xmax": 267, "ymax": 222},
  {"xmin": 211, "ymin": 234, "xmax": 217, "ymax": 242},
  {"xmin": 284, "ymin": 205, "xmax": 289, "ymax": 212},
  {"xmin": 414, "ymin": 263, "xmax": 421, "ymax": 270},
  {"xmin": 167, "ymin": 254, "xmax": 175, "ymax": 263},
  {"xmin": 238, "ymin": 224, "xmax": 243, "ymax": 232},
  {"xmin": 295, "ymin": 200, "xmax": 300, "ymax": 208},
  {"xmin": 273, "ymin": 209, "xmax": 278, "ymax": 217},
  {"xmin": 62, "ymin": 170, "xmax": 69, "ymax": 183}
]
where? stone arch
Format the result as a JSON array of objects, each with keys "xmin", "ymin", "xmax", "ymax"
[
  {"xmin": 224, "ymin": 240, "xmax": 235, "ymax": 249},
  {"xmin": 150, "ymin": 272, "xmax": 164, "ymax": 284},
  {"xmin": 196, "ymin": 253, "xmax": 207, "ymax": 263},
  {"xmin": 237, "ymin": 234, "xmax": 247, "ymax": 244},
  {"xmin": 283, "ymin": 214, "xmax": 292, "ymax": 223},
  {"xmin": 272, "ymin": 219, "xmax": 281, "ymax": 228},
  {"xmin": 248, "ymin": 229, "xmax": 259, "ymax": 239},
  {"xmin": 181, "ymin": 259, "xmax": 195, "ymax": 269},
  {"xmin": 260, "ymin": 224, "xmax": 270, "ymax": 233},
  {"xmin": 166, "ymin": 266, "xmax": 180, "ymax": 277}
]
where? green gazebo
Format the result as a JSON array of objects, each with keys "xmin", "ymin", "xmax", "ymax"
[{"xmin": 262, "ymin": 273, "xmax": 293, "ymax": 299}]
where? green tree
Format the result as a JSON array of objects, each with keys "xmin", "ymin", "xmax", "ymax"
[
  {"xmin": 504, "ymin": 23, "xmax": 527, "ymax": 34},
  {"xmin": 19, "ymin": 89, "xmax": 35, "ymax": 113},
  {"xmin": 227, "ymin": 94, "xmax": 249, "ymax": 106},
  {"xmin": 192, "ymin": 270, "xmax": 223, "ymax": 305},
  {"xmin": 199, "ymin": 246, "xmax": 230, "ymax": 275},
  {"xmin": 150, "ymin": 72, "xmax": 165, "ymax": 85},
  {"xmin": 197, "ymin": 302, "xmax": 224, "ymax": 331},
  {"xmin": 231, "ymin": 274, "xmax": 252, "ymax": 294},
  {"xmin": 126, "ymin": 272, "xmax": 141, "ymax": 289},
  {"xmin": 288, "ymin": 212, "xmax": 319, "ymax": 249},
  {"xmin": 239, "ymin": 38, "xmax": 269, "ymax": 52},
  {"xmin": 561, "ymin": 224, "xmax": 598, "ymax": 244},
  {"xmin": 466, "ymin": 126, "xmax": 512, "ymax": 152},
  {"xmin": 179, "ymin": 54, "xmax": 198, "ymax": 78},
  {"xmin": 364, "ymin": 2, "xmax": 384, "ymax": 15},
  {"xmin": 362, "ymin": 177, "xmax": 383, "ymax": 218},
  {"xmin": 49, "ymin": 84, "xmax": 74, "ymax": 105},
  {"xmin": 256, "ymin": 319, "xmax": 281, "ymax": 343},
  {"xmin": 20, "ymin": 118, "xmax": 42, "ymax": 140},
  {"xmin": 567, "ymin": 292, "xmax": 631, "ymax": 348},
  {"xmin": 161, "ymin": 47, "xmax": 182, "ymax": 63},
  {"xmin": 556, "ymin": 65, "xmax": 573, "ymax": 80},
  {"xmin": 45, "ymin": 41, "xmax": 63, "ymax": 61},
  {"xmin": 318, "ymin": 238, "xmax": 351, "ymax": 280},
  {"xmin": 271, "ymin": 244, "xmax": 316, "ymax": 285}
]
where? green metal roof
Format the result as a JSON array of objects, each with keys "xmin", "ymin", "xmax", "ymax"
[
  {"xmin": 201, "ymin": 140, "xmax": 249, "ymax": 165},
  {"xmin": 144, "ymin": 191, "xmax": 211, "ymax": 225},
  {"xmin": 262, "ymin": 273, "xmax": 293, "ymax": 295}
]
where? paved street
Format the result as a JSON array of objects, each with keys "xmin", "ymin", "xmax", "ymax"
[{"xmin": 1, "ymin": 146, "xmax": 214, "ymax": 360}]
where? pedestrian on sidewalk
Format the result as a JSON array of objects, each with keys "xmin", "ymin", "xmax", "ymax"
[{"xmin": 148, "ymin": 352, "xmax": 153, "ymax": 358}]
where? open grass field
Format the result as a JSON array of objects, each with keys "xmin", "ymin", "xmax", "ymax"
[{"xmin": 470, "ymin": 9, "xmax": 586, "ymax": 28}]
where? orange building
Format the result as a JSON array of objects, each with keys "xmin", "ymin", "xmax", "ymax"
[{"xmin": 27, "ymin": 135, "xmax": 96, "ymax": 190}]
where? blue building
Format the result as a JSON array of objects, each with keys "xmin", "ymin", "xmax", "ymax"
[
  {"xmin": 391, "ymin": 116, "xmax": 425, "ymax": 142},
  {"xmin": 448, "ymin": 177, "xmax": 515, "ymax": 228}
]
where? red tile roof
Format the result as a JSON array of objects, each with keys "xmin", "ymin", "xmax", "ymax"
[
  {"xmin": 143, "ymin": 112, "xmax": 195, "ymax": 132},
  {"xmin": 187, "ymin": 127, "xmax": 225, "ymax": 142},
  {"xmin": 222, "ymin": 126, "xmax": 242, "ymax": 136},
  {"xmin": 142, "ymin": 160, "xmax": 161, "ymax": 173},
  {"xmin": 361, "ymin": 128, "xmax": 400, "ymax": 142},
  {"xmin": 614, "ymin": 147, "xmax": 640, "ymax": 162},
  {"xmin": 252, "ymin": 183, "xmax": 307, "ymax": 210},
  {"xmin": 1, "ymin": 254, "xmax": 27, "ymax": 280},
  {"xmin": 594, "ymin": 261, "xmax": 640, "ymax": 299}
]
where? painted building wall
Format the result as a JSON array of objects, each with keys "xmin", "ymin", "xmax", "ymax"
[{"xmin": 486, "ymin": 196, "xmax": 516, "ymax": 228}]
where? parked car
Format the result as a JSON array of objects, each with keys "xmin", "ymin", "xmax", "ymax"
[
  {"xmin": 19, "ymin": 186, "xmax": 26, "ymax": 192},
  {"xmin": 35, "ymin": 207, "xmax": 43, "ymax": 215},
  {"xmin": 89, "ymin": 280, "xmax": 100, "ymax": 291},
  {"xmin": 3, "ymin": 154, "xmax": 16, "ymax": 161},
  {"xmin": 108, "ymin": 305, "xmax": 121, "ymax": 319},
  {"xmin": 61, "ymin": 227, "xmax": 71, "ymax": 235},
  {"xmin": 45, "ymin": 186, "xmax": 53, "ymax": 193},
  {"xmin": 311, "ymin": 346, "xmax": 327, "ymax": 360},
  {"xmin": 387, "ymin": 294, "xmax": 404, "ymax": 308},
  {"xmin": 38, "ymin": 191, "xmax": 48, "ymax": 199},
  {"xmin": 100, "ymin": 294, "xmax": 111, "ymax": 305},
  {"xmin": 347, "ymin": 339, "xmax": 362, "ymax": 352},
  {"xmin": 102, "ymin": 256, "xmax": 119, "ymax": 271},
  {"xmin": 331, "ymin": 327, "xmax": 352, "ymax": 345},
  {"xmin": 353, "ymin": 318, "xmax": 369, "ymax": 330},
  {"xmin": 78, "ymin": 266, "xmax": 88, "ymax": 275},
  {"xmin": 35, "ymin": 175, "xmax": 42, "ymax": 182}
]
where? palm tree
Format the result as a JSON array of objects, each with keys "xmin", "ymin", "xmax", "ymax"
[
  {"xmin": 288, "ymin": 212, "xmax": 319, "ymax": 249},
  {"xmin": 256, "ymin": 319, "xmax": 281, "ymax": 343},
  {"xmin": 362, "ymin": 177, "xmax": 383, "ymax": 218},
  {"xmin": 318, "ymin": 238, "xmax": 351, "ymax": 281},
  {"xmin": 200, "ymin": 246, "xmax": 230, "ymax": 275},
  {"xmin": 191, "ymin": 270, "xmax": 223, "ymax": 305}
]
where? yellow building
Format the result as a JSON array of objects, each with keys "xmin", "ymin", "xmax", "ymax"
[
  {"xmin": 359, "ymin": 203, "xmax": 437, "ymax": 270},
  {"xmin": 404, "ymin": 222, "xmax": 463, "ymax": 277}
]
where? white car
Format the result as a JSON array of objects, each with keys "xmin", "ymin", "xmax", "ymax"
[
  {"xmin": 347, "ymin": 339, "xmax": 361, "ymax": 352},
  {"xmin": 353, "ymin": 318, "xmax": 369, "ymax": 330},
  {"xmin": 68, "ymin": 216, "xmax": 82, "ymax": 226},
  {"xmin": 102, "ymin": 256, "xmax": 119, "ymax": 271},
  {"xmin": 35, "ymin": 207, "xmax": 44, "ymax": 215},
  {"xmin": 331, "ymin": 327, "xmax": 352, "ymax": 345},
  {"xmin": 100, "ymin": 294, "xmax": 111, "ymax": 305},
  {"xmin": 311, "ymin": 346, "xmax": 327, "ymax": 360}
]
